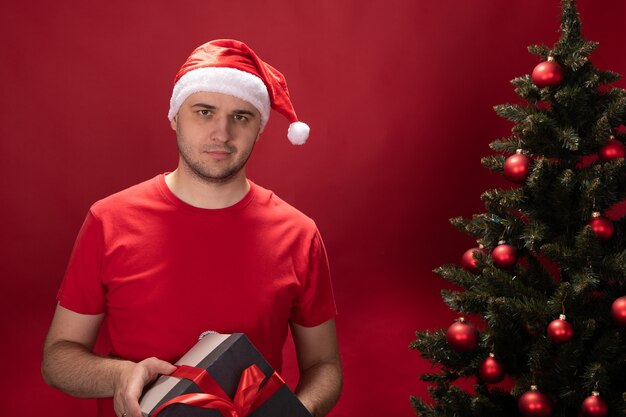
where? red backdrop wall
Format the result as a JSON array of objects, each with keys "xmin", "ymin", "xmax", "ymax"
[{"xmin": 1, "ymin": 1, "xmax": 625, "ymax": 415}]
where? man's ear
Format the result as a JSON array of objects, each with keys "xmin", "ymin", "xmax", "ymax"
[{"xmin": 170, "ymin": 116, "xmax": 177, "ymax": 131}]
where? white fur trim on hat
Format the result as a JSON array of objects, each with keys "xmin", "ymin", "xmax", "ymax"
[{"xmin": 168, "ymin": 67, "xmax": 271, "ymax": 129}]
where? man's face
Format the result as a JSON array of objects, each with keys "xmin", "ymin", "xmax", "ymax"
[{"xmin": 171, "ymin": 91, "xmax": 262, "ymax": 184}]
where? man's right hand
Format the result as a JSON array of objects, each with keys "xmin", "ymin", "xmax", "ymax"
[{"xmin": 113, "ymin": 357, "xmax": 177, "ymax": 417}]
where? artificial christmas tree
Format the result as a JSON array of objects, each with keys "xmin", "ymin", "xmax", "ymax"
[{"xmin": 410, "ymin": 1, "xmax": 626, "ymax": 416}]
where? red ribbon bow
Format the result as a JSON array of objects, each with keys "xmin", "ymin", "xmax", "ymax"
[{"xmin": 151, "ymin": 364, "xmax": 284, "ymax": 417}]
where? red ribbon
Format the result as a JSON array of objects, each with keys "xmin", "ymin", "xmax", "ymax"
[{"xmin": 151, "ymin": 364, "xmax": 285, "ymax": 417}]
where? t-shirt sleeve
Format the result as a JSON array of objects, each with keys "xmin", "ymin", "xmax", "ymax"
[
  {"xmin": 56, "ymin": 210, "xmax": 107, "ymax": 315},
  {"xmin": 290, "ymin": 230, "xmax": 338, "ymax": 327}
]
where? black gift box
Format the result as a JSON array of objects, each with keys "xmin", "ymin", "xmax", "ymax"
[{"xmin": 139, "ymin": 332, "xmax": 312, "ymax": 417}]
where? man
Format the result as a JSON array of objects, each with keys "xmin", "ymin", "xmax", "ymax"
[{"xmin": 42, "ymin": 39, "xmax": 342, "ymax": 417}]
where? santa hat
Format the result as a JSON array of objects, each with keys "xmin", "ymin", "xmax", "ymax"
[{"xmin": 168, "ymin": 39, "xmax": 310, "ymax": 145}]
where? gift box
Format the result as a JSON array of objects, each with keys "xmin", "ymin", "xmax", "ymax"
[{"xmin": 139, "ymin": 332, "xmax": 312, "ymax": 417}]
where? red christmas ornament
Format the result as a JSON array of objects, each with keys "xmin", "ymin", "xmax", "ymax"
[
  {"xmin": 478, "ymin": 353, "xmax": 506, "ymax": 384},
  {"xmin": 461, "ymin": 246, "xmax": 484, "ymax": 274},
  {"xmin": 589, "ymin": 212, "xmax": 614, "ymax": 241},
  {"xmin": 446, "ymin": 318, "xmax": 479, "ymax": 352},
  {"xmin": 614, "ymin": 124, "xmax": 626, "ymax": 135},
  {"xmin": 491, "ymin": 241, "xmax": 518, "ymax": 269},
  {"xmin": 532, "ymin": 58, "xmax": 563, "ymax": 88},
  {"xmin": 599, "ymin": 137, "xmax": 625, "ymax": 161},
  {"xmin": 504, "ymin": 150, "xmax": 532, "ymax": 183},
  {"xmin": 519, "ymin": 386, "xmax": 553, "ymax": 417},
  {"xmin": 611, "ymin": 296, "xmax": 626, "ymax": 327},
  {"xmin": 581, "ymin": 392, "xmax": 608, "ymax": 417},
  {"xmin": 547, "ymin": 314, "xmax": 573, "ymax": 344}
]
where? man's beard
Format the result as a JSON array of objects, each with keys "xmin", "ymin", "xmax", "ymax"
[{"xmin": 177, "ymin": 141, "xmax": 254, "ymax": 185}]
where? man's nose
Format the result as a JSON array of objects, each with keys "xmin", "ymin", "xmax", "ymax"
[{"xmin": 210, "ymin": 115, "xmax": 232, "ymax": 142}]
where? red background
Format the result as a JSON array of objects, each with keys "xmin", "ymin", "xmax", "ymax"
[{"xmin": 1, "ymin": 1, "xmax": 625, "ymax": 416}]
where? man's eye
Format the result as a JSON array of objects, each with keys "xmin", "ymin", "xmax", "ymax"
[
  {"xmin": 233, "ymin": 114, "xmax": 248, "ymax": 122},
  {"xmin": 198, "ymin": 110, "xmax": 211, "ymax": 116}
]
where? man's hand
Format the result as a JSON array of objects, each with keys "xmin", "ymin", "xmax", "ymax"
[{"xmin": 113, "ymin": 357, "xmax": 176, "ymax": 417}]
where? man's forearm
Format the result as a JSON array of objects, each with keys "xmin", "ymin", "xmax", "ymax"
[
  {"xmin": 42, "ymin": 337, "xmax": 176, "ymax": 417},
  {"xmin": 295, "ymin": 359, "xmax": 343, "ymax": 417},
  {"xmin": 42, "ymin": 340, "xmax": 132, "ymax": 398}
]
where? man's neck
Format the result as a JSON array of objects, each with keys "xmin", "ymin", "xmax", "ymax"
[{"xmin": 164, "ymin": 169, "xmax": 250, "ymax": 209}]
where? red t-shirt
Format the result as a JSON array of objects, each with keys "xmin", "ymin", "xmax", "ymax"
[{"xmin": 57, "ymin": 174, "xmax": 337, "ymax": 416}]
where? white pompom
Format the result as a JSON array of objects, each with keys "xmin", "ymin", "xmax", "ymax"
[{"xmin": 287, "ymin": 121, "xmax": 310, "ymax": 145}]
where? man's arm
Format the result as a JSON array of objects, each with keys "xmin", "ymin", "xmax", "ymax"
[
  {"xmin": 42, "ymin": 304, "xmax": 176, "ymax": 417},
  {"xmin": 290, "ymin": 318, "xmax": 342, "ymax": 417}
]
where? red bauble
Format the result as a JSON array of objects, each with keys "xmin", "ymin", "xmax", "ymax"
[
  {"xmin": 478, "ymin": 354, "xmax": 505, "ymax": 384},
  {"xmin": 519, "ymin": 386, "xmax": 553, "ymax": 417},
  {"xmin": 599, "ymin": 137, "xmax": 625, "ymax": 161},
  {"xmin": 446, "ymin": 318, "xmax": 478, "ymax": 352},
  {"xmin": 581, "ymin": 392, "xmax": 608, "ymax": 417},
  {"xmin": 504, "ymin": 150, "xmax": 532, "ymax": 183},
  {"xmin": 589, "ymin": 213, "xmax": 614, "ymax": 241},
  {"xmin": 532, "ymin": 59, "xmax": 563, "ymax": 88},
  {"xmin": 547, "ymin": 314, "xmax": 573, "ymax": 344},
  {"xmin": 491, "ymin": 241, "xmax": 518, "ymax": 269},
  {"xmin": 614, "ymin": 124, "xmax": 626, "ymax": 135},
  {"xmin": 461, "ymin": 247, "xmax": 484, "ymax": 274},
  {"xmin": 611, "ymin": 296, "xmax": 626, "ymax": 327}
]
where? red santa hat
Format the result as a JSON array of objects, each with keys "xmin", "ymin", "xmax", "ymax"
[{"xmin": 168, "ymin": 39, "xmax": 310, "ymax": 145}]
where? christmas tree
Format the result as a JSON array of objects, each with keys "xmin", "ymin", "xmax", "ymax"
[{"xmin": 410, "ymin": 1, "xmax": 626, "ymax": 416}]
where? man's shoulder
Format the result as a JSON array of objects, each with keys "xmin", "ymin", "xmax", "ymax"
[
  {"xmin": 251, "ymin": 182, "xmax": 317, "ymax": 229},
  {"xmin": 90, "ymin": 174, "xmax": 164, "ymax": 216}
]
